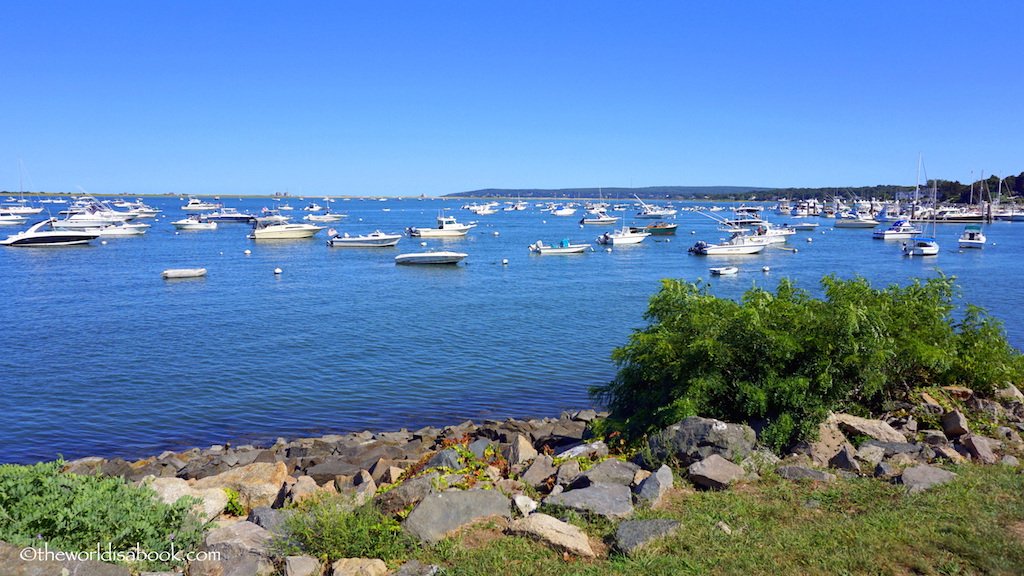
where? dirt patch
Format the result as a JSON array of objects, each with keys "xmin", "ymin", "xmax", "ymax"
[
  {"xmin": 454, "ymin": 516, "xmax": 509, "ymax": 549},
  {"xmin": 1008, "ymin": 521, "xmax": 1024, "ymax": 544}
]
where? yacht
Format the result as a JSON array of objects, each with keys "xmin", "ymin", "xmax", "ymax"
[
  {"xmin": 0, "ymin": 218, "xmax": 101, "ymax": 246},
  {"xmin": 247, "ymin": 220, "xmax": 323, "ymax": 239},
  {"xmin": 181, "ymin": 197, "xmax": 222, "ymax": 210}
]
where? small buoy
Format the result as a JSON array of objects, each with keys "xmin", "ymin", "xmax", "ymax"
[
  {"xmin": 219, "ymin": 252, "xmax": 223, "ymax": 255},
  {"xmin": 806, "ymin": 237, "xmax": 812, "ymax": 242},
  {"xmin": 793, "ymin": 248, "xmax": 798, "ymax": 253},
  {"xmin": 605, "ymin": 247, "xmax": 612, "ymax": 252},
  {"xmin": 175, "ymin": 231, "xmax": 179, "ymax": 235},
  {"xmin": 821, "ymin": 230, "xmax": 825, "ymax": 234},
  {"xmin": 358, "ymin": 218, "xmax": 363, "ymax": 222},
  {"xmin": 100, "ymin": 240, "xmax": 107, "ymax": 245},
  {"xmin": 493, "ymin": 231, "xmax": 499, "ymax": 236},
  {"xmin": 502, "ymin": 259, "xmax": 508, "ymax": 265},
  {"xmin": 274, "ymin": 268, "xmax": 282, "ymax": 274},
  {"xmin": 665, "ymin": 238, "xmax": 670, "ymax": 242},
  {"xmin": 542, "ymin": 220, "xmax": 547, "ymax": 224},
  {"xmin": 420, "ymin": 241, "xmax": 427, "ymax": 247},
  {"xmin": 762, "ymin": 266, "xmax": 770, "ymax": 272},
  {"xmin": 244, "ymin": 249, "xmax": 251, "ymax": 255},
  {"xmin": 691, "ymin": 230, "xmax": 695, "ymax": 234}
]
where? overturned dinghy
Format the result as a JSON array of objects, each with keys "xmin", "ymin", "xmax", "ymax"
[{"xmin": 161, "ymin": 268, "xmax": 207, "ymax": 279}]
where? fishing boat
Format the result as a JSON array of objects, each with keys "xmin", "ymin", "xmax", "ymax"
[
  {"xmin": 0, "ymin": 211, "xmax": 30, "ymax": 225},
  {"xmin": 528, "ymin": 240, "xmax": 593, "ymax": 254},
  {"xmin": 549, "ymin": 205, "xmax": 577, "ymax": 216},
  {"xmin": 394, "ymin": 251, "xmax": 467, "ymax": 265},
  {"xmin": 181, "ymin": 197, "xmax": 222, "ymax": 210},
  {"xmin": 326, "ymin": 230, "xmax": 401, "ymax": 247},
  {"xmin": 872, "ymin": 220, "xmax": 922, "ymax": 240},
  {"xmin": 958, "ymin": 224, "xmax": 986, "ymax": 249},
  {"xmin": 0, "ymin": 218, "xmax": 101, "ymax": 246},
  {"xmin": 406, "ymin": 214, "xmax": 476, "ymax": 237},
  {"xmin": 596, "ymin": 227, "xmax": 650, "ymax": 245}
]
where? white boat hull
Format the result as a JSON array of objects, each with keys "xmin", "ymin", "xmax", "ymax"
[
  {"xmin": 162, "ymin": 268, "xmax": 207, "ymax": 279},
  {"xmin": 248, "ymin": 223, "xmax": 323, "ymax": 239},
  {"xmin": 395, "ymin": 251, "xmax": 467, "ymax": 264},
  {"xmin": 327, "ymin": 232, "xmax": 401, "ymax": 247}
]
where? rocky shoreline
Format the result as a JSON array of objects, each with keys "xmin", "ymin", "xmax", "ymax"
[{"xmin": 6, "ymin": 384, "xmax": 1024, "ymax": 576}]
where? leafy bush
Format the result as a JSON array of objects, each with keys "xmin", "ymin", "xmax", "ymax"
[
  {"xmin": 0, "ymin": 460, "xmax": 206, "ymax": 570},
  {"xmin": 274, "ymin": 492, "xmax": 417, "ymax": 564},
  {"xmin": 591, "ymin": 272, "xmax": 1024, "ymax": 451}
]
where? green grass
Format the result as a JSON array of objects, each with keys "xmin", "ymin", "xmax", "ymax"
[{"xmin": 412, "ymin": 463, "xmax": 1024, "ymax": 576}]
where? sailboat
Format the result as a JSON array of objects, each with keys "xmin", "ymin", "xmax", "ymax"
[{"xmin": 904, "ymin": 155, "xmax": 939, "ymax": 257}]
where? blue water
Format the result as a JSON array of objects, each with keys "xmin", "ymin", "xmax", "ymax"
[{"xmin": 2, "ymin": 197, "xmax": 1022, "ymax": 464}]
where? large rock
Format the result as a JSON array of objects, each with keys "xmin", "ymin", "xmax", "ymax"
[
  {"xmin": 688, "ymin": 454, "xmax": 746, "ymax": 490},
  {"xmin": 569, "ymin": 458, "xmax": 639, "ymax": 488},
  {"xmin": 544, "ymin": 483, "xmax": 634, "ymax": 518},
  {"xmin": 634, "ymin": 464, "xmax": 673, "ymax": 507},
  {"xmin": 284, "ymin": 555, "xmax": 322, "ymax": 576},
  {"xmin": 402, "ymin": 490, "xmax": 510, "ymax": 545},
  {"xmin": 901, "ymin": 465, "xmax": 957, "ymax": 493},
  {"xmin": 189, "ymin": 520, "xmax": 275, "ymax": 576},
  {"xmin": 833, "ymin": 414, "xmax": 906, "ymax": 443},
  {"xmin": 776, "ymin": 465, "xmax": 836, "ymax": 483},
  {"xmin": 615, "ymin": 519, "xmax": 682, "ymax": 555},
  {"xmin": 960, "ymin": 435, "xmax": 998, "ymax": 464},
  {"xmin": 192, "ymin": 462, "xmax": 289, "ymax": 511},
  {"xmin": 303, "ymin": 459, "xmax": 362, "ymax": 485},
  {"xmin": 941, "ymin": 410, "xmax": 970, "ymax": 437},
  {"xmin": 331, "ymin": 557, "xmax": 388, "ymax": 576},
  {"xmin": 144, "ymin": 476, "xmax": 228, "ymax": 523},
  {"xmin": 643, "ymin": 417, "xmax": 756, "ymax": 468},
  {"xmin": 791, "ymin": 414, "xmax": 848, "ymax": 465},
  {"xmin": 520, "ymin": 455, "xmax": 556, "ymax": 488},
  {"xmin": 502, "ymin": 434, "xmax": 538, "ymax": 466},
  {"xmin": 0, "ymin": 540, "xmax": 130, "ymax": 576},
  {"xmin": 507, "ymin": 513, "xmax": 595, "ymax": 557},
  {"xmin": 374, "ymin": 472, "xmax": 440, "ymax": 515}
]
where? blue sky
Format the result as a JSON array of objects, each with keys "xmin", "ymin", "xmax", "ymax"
[{"xmin": 2, "ymin": 2, "xmax": 1021, "ymax": 197}]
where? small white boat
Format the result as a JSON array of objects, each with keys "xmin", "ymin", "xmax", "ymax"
[
  {"xmin": 302, "ymin": 202, "xmax": 323, "ymax": 212},
  {"xmin": 247, "ymin": 220, "xmax": 324, "ymax": 240},
  {"xmin": 710, "ymin": 266, "xmax": 739, "ymax": 276},
  {"xmin": 579, "ymin": 211, "xmax": 619, "ymax": 225},
  {"xmin": 528, "ymin": 240, "xmax": 593, "ymax": 254},
  {"xmin": 549, "ymin": 205, "xmax": 577, "ymax": 216},
  {"xmin": 634, "ymin": 195, "xmax": 678, "ymax": 219},
  {"xmin": 172, "ymin": 215, "xmax": 217, "ymax": 230},
  {"xmin": 958, "ymin": 224, "xmax": 986, "ymax": 249},
  {"xmin": 873, "ymin": 220, "xmax": 922, "ymax": 240},
  {"xmin": 204, "ymin": 207, "xmax": 255, "ymax": 223},
  {"xmin": 97, "ymin": 222, "xmax": 151, "ymax": 236},
  {"xmin": 327, "ymin": 230, "xmax": 401, "ymax": 247},
  {"xmin": 833, "ymin": 210, "xmax": 880, "ymax": 228},
  {"xmin": 689, "ymin": 232, "xmax": 770, "ymax": 255},
  {"xmin": 903, "ymin": 238, "xmax": 939, "ymax": 256},
  {"xmin": 0, "ymin": 218, "xmax": 101, "ymax": 246},
  {"xmin": 596, "ymin": 227, "xmax": 650, "ymax": 245},
  {"xmin": 304, "ymin": 212, "xmax": 346, "ymax": 223},
  {"xmin": 787, "ymin": 221, "xmax": 819, "ymax": 231},
  {"xmin": 161, "ymin": 268, "xmax": 207, "ymax": 279},
  {"xmin": 395, "ymin": 251, "xmax": 467, "ymax": 265},
  {"xmin": 181, "ymin": 197, "xmax": 222, "ymax": 210},
  {"xmin": 407, "ymin": 215, "xmax": 476, "ymax": 237},
  {"xmin": 0, "ymin": 211, "xmax": 30, "ymax": 225}
]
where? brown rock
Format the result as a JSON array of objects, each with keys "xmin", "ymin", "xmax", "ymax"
[
  {"xmin": 834, "ymin": 414, "xmax": 906, "ymax": 443},
  {"xmin": 193, "ymin": 462, "xmax": 289, "ymax": 511}
]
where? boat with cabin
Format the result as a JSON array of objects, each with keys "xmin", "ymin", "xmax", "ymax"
[
  {"xmin": 528, "ymin": 240, "xmax": 593, "ymax": 254},
  {"xmin": 958, "ymin": 224, "xmax": 986, "ymax": 249},
  {"xmin": 596, "ymin": 227, "xmax": 650, "ymax": 245},
  {"xmin": 407, "ymin": 214, "xmax": 476, "ymax": 237},
  {"xmin": 873, "ymin": 220, "xmax": 922, "ymax": 240},
  {"xmin": 0, "ymin": 218, "xmax": 101, "ymax": 246},
  {"xmin": 327, "ymin": 230, "xmax": 402, "ymax": 247}
]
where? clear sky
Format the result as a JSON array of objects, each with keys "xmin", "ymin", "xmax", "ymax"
[{"xmin": 2, "ymin": 2, "xmax": 1021, "ymax": 197}]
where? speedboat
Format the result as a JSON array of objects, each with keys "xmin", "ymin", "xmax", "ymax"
[
  {"xmin": 96, "ymin": 222, "xmax": 150, "ymax": 236},
  {"xmin": 833, "ymin": 210, "xmax": 880, "ymax": 228},
  {"xmin": 528, "ymin": 240, "xmax": 593, "ymax": 254},
  {"xmin": 958, "ymin": 224, "xmax": 986, "ymax": 249},
  {"xmin": 304, "ymin": 212, "xmax": 346, "ymax": 223},
  {"xmin": 407, "ymin": 215, "xmax": 476, "ymax": 237},
  {"xmin": 873, "ymin": 220, "xmax": 922, "ymax": 240},
  {"xmin": 579, "ymin": 211, "xmax": 619, "ymax": 225},
  {"xmin": 394, "ymin": 251, "xmax": 467, "ymax": 265},
  {"xmin": 247, "ymin": 220, "xmax": 323, "ymax": 239},
  {"xmin": 903, "ymin": 238, "xmax": 939, "ymax": 256},
  {"xmin": 689, "ymin": 232, "xmax": 770, "ymax": 255},
  {"xmin": 549, "ymin": 205, "xmax": 577, "ymax": 216},
  {"xmin": 302, "ymin": 202, "xmax": 323, "ymax": 212},
  {"xmin": 630, "ymin": 222, "xmax": 677, "ymax": 235},
  {"xmin": 596, "ymin": 227, "xmax": 650, "ymax": 245},
  {"xmin": 326, "ymin": 230, "xmax": 401, "ymax": 247},
  {"xmin": 204, "ymin": 207, "xmax": 255, "ymax": 223},
  {"xmin": 0, "ymin": 218, "xmax": 101, "ymax": 246},
  {"xmin": 181, "ymin": 197, "xmax": 222, "ymax": 210},
  {"xmin": 710, "ymin": 266, "xmax": 739, "ymax": 276},
  {"xmin": 0, "ymin": 211, "xmax": 30, "ymax": 225},
  {"xmin": 172, "ymin": 214, "xmax": 217, "ymax": 230}
]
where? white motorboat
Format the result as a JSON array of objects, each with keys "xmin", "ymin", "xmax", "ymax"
[
  {"xmin": 97, "ymin": 222, "xmax": 151, "ymax": 236},
  {"xmin": 0, "ymin": 211, "xmax": 30, "ymax": 225},
  {"xmin": 549, "ymin": 205, "xmax": 577, "ymax": 216},
  {"xmin": 172, "ymin": 215, "xmax": 217, "ymax": 230},
  {"xmin": 787, "ymin": 221, "xmax": 819, "ymax": 231},
  {"xmin": 833, "ymin": 211, "xmax": 880, "ymax": 228},
  {"xmin": 580, "ymin": 211, "xmax": 619, "ymax": 225},
  {"xmin": 407, "ymin": 215, "xmax": 476, "ymax": 237},
  {"xmin": 710, "ymin": 266, "xmax": 739, "ymax": 276},
  {"xmin": 394, "ymin": 251, "xmax": 467, "ymax": 265},
  {"xmin": 181, "ymin": 197, "xmax": 222, "ymax": 210},
  {"xmin": 0, "ymin": 218, "xmax": 101, "ymax": 246},
  {"xmin": 903, "ymin": 237, "xmax": 939, "ymax": 256},
  {"xmin": 304, "ymin": 212, "xmax": 346, "ymax": 223},
  {"xmin": 162, "ymin": 268, "xmax": 207, "ymax": 279},
  {"xmin": 873, "ymin": 220, "xmax": 922, "ymax": 240},
  {"xmin": 1, "ymin": 200, "xmax": 43, "ymax": 215},
  {"xmin": 247, "ymin": 220, "xmax": 323, "ymax": 239},
  {"xmin": 327, "ymin": 230, "xmax": 401, "ymax": 247},
  {"xmin": 958, "ymin": 224, "xmax": 986, "ymax": 249},
  {"xmin": 596, "ymin": 227, "xmax": 650, "ymax": 245},
  {"xmin": 528, "ymin": 240, "xmax": 593, "ymax": 254},
  {"xmin": 634, "ymin": 195, "xmax": 678, "ymax": 219},
  {"xmin": 302, "ymin": 202, "xmax": 323, "ymax": 212},
  {"xmin": 53, "ymin": 203, "xmax": 137, "ymax": 228},
  {"xmin": 689, "ymin": 232, "xmax": 770, "ymax": 255},
  {"xmin": 205, "ymin": 207, "xmax": 255, "ymax": 223}
]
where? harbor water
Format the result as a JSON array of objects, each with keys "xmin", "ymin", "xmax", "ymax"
[{"xmin": 2, "ymin": 196, "xmax": 1022, "ymax": 464}]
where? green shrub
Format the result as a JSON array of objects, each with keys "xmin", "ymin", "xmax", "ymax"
[
  {"xmin": 0, "ymin": 460, "xmax": 206, "ymax": 570},
  {"xmin": 274, "ymin": 492, "xmax": 417, "ymax": 564},
  {"xmin": 591, "ymin": 272, "xmax": 1024, "ymax": 452}
]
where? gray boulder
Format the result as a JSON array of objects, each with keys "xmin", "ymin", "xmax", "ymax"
[
  {"xmin": 960, "ymin": 434, "xmax": 998, "ymax": 464},
  {"xmin": 901, "ymin": 465, "xmax": 957, "ymax": 493},
  {"xmin": 688, "ymin": 454, "xmax": 746, "ymax": 490},
  {"xmin": 189, "ymin": 520, "xmax": 275, "ymax": 576},
  {"xmin": 615, "ymin": 519, "xmax": 682, "ymax": 555},
  {"xmin": 634, "ymin": 464, "xmax": 673, "ymax": 507},
  {"xmin": 555, "ymin": 459, "xmax": 583, "ymax": 487},
  {"xmin": 284, "ymin": 555, "xmax": 321, "ymax": 576},
  {"xmin": 544, "ymin": 483, "xmax": 634, "ymax": 518},
  {"xmin": 828, "ymin": 445, "xmax": 861, "ymax": 473},
  {"xmin": 643, "ymin": 417, "xmax": 756, "ymax": 468},
  {"xmin": 374, "ymin": 472, "xmax": 440, "ymax": 515},
  {"xmin": 941, "ymin": 410, "xmax": 970, "ymax": 437},
  {"xmin": 834, "ymin": 414, "xmax": 906, "ymax": 443},
  {"xmin": 570, "ymin": 458, "xmax": 639, "ymax": 488},
  {"xmin": 520, "ymin": 455, "xmax": 556, "ymax": 488},
  {"xmin": 426, "ymin": 448, "xmax": 463, "ymax": 471},
  {"xmin": 776, "ymin": 465, "xmax": 836, "ymax": 483},
  {"xmin": 402, "ymin": 490, "xmax": 510, "ymax": 545}
]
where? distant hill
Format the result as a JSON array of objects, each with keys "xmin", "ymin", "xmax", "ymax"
[{"xmin": 445, "ymin": 186, "xmax": 775, "ymax": 200}]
